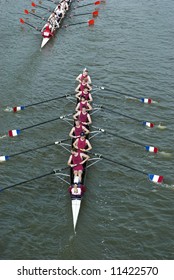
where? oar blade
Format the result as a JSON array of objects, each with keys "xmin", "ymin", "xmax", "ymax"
[
  {"xmin": 0, "ymin": 156, "xmax": 10, "ymax": 162},
  {"xmin": 145, "ymin": 146, "xmax": 158, "ymax": 153},
  {"xmin": 148, "ymin": 174, "xmax": 164, "ymax": 183},
  {"xmin": 88, "ymin": 19, "xmax": 95, "ymax": 26},
  {"xmin": 141, "ymin": 98, "xmax": 152, "ymax": 104},
  {"xmin": 31, "ymin": 2, "xmax": 37, "ymax": 7},
  {"xmin": 13, "ymin": 106, "xmax": 25, "ymax": 112},
  {"xmin": 95, "ymin": 1, "xmax": 101, "ymax": 5},
  {"xmin": 142, "ymin": 121, "xmax": 154, "ymax": 128},
  {"xmin": 93, "ymin": 11, "xmax": 99, "ymax": 17},
  {"xmin": 8, "ymin": 130, "xmax": 21, "ymax": 137},
  {"xmin": 20, "ymin": 18, "xmax": 25, "ymax": 24},
  {"xmin": 24, "ymin": 9, "xmax": 29, "ymax": 15}
]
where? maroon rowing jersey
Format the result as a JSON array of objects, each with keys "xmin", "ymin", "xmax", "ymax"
[
  {"xmin": 81, "ymin": 91, "xmax": 90, "ymax": 101},
  {"xmin": 74, "ymin": 124, "xmax": 83, "ymax": 137},
  {"xmin": 77, "ymin": 138, "xmax": 86, "ymax": 150},
  {"xmin": 79, "ymin": 111, "xmax": 88, "ymax": 124},
  {"xmin": 72, "ymin": 152, "xmax": 83, "ymax": 171}
]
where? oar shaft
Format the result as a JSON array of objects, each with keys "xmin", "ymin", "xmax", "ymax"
[
  {"xmin": 23, "ymin": 21, "xmax": 40, "ymax": 31},
  {"xmin": 10, "ymin": 138, "xmax": 69, "ymax": 157},
  {"xmin": 69, "ymin": 12, "xmax": 91, "ymax": 17},
  {"xmin": 102, "ymin": 106, "xmax": 140, "ymax": 122},
  {"xmin": 0, "ymin": 171, "xmax": 54, "ymax": 192},
  {"xmin": 104, "ymin": 88, "xmax": 139, "ymax": 100},
  {"xmin": 21, "ymin": 114, "xmax": 72, "ymax": 131},
  {"xmin": 75, "ymin": 3, "xmax": 94, "ymax": 8},
  {"xmin": 25, "ymin": 93, "xmax": 74, "ymax": 108}
]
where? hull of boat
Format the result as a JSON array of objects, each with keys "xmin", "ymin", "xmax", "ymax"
[
  {"xmin": 72, "ymin": 199, "xmax": 81, "ymax": 231},
  {"xmin": 41, "ymin": 37, "xmax": 50, "ymax": 48}
]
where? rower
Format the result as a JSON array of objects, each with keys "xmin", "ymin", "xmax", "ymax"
[
  {"xmin": 73, "ymin": 132, "xmax": 92, "ymax": 152},
  {"xmin": 55, "ymin": 4, "xmax": 63, "ymax": 23},
  {"xmin": 69, "ymin": 119, "xmax": 89, "ymax": 139},
  {"xmin": 75, "ymin": 96, "xmax": 92, "ymax": 112},
  {"xmin": 76, "ymin": 86, "xmax": 93, "ymax": 103},
  {"xmin": 41, "ymin": 22, "xmax": 54, "ymax": 38},
  {"xmin": 76, "ymin": 68, "xmax": 92, "ymax": 84},
  {"xmin": 67, "ymin": 147, "xmax": 90, "ymax": 183},
  {"xmin": 68, "ymin": 183, "xmax": 86, "ymax": 199},
  {"xmin": 61, "ymin": 0, "xmax": 69, "ymax": 11},
  {"xmin": 75, "ymin": 78, "xmax": 92, "ymax": 93},
  {"xmin": 73, "ymin": 106, "xmax": 92, "ymax": 126}
]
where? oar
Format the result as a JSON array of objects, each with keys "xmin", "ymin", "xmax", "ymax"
[
  {"xmin": 0, "ymin": 138, "xmax": 69, "ymax": 162},
  {"xmin": 63, "ymin": 19, "xmax": 95, "ymax": 28},
  {"xmin": 24, "ymin": 9, "xmax": 47, "ymax": 21},
  {"xmin": 89, "ymin": 152, "xmax": 164, "ymax": 184},
  {"xmin": 12, "ymin": 92, "xmax": 75, "ymax": 112},
  {"xmin": 92, "ymin": 126, "xmax": 158, "ymax": 153},
  {"xmin": 2, "ymin": 113, "xmax": 72, "ymax": 138},
  {"xmin": 99, "ymin": 105, "xmax": 155, "ymax": 128},
  {"xmin": 74, "ymin": 1, "xmax": 101, "ymax": 9},
  {"xmin": 68, "ymin": 10, "xmax": 99, "ymax": 18},
  {"xmin": 98, "ymin": 86, "xmax": 156, "ymax": 104},
  {"xmin": 31, "ymin": 1, "xmax": 52, "ymax": 12},
  {"xmin": 20, "ymin": 18, "xmax": 41, "ymax": 31},
  {"xmin": 0, "ymin": 167, "xmax": 69, "ymax": 192}
]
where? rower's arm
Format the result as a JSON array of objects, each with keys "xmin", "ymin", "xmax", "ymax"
[
  {"xmin": 67, "ymin": 155, "xmax": 72, "ymax": 166},
  {"xmin": 75, "ymin": 74, "xmax": 81, "ymax": 83},
  {"xmin": 87, "ymin": 114, "xmax": 92, "ymax": 125},
  {"xmin": 73, "ymin": 139, "xmax": 78, "ymax": 149},
  {"xmin": 86, "ymin": 140, "xmax": 92, "ymax": 151},
  {"xmin": 75, "ymin": 84, "xmax": 80, "ymax": 93},
  {"xmin": 75, "ymin": 92, "xmax": 81, "ymax": 100},
  {"xmin": 87, "ymin": 102, "xmax": 92, "ymax": 111},
  {"xmin": 69, "ymin": 127, "xmax": 76, "ymax": 139},
  {"xmin": 80, "ymin": 153, "xmax": 90, "ymax": 164},
  {"xmin": 82, "ymin": 125, "xmax": 89, "ymax": 135},
  {"xmin": 88, "ymin": 84, "xmax": 92, "ymax": 91},
  {"xmin": 73, "ymin": 111, "xmax": 79, "ymax": 120},
  {"xmin": 88, "ymin": 76, "xmax": 92, "ymax": 84},
  {"xmin": 88, "ymin": 93, "xmax": 93, "ymax": 102},
  {"xmin": 75, "ymin": 103, "xmax": 80, "ymax": 112}
]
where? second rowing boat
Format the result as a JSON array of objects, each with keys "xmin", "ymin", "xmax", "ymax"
[{"xmin": 40, "ymin": 0, "xmax": 72, "ymax": 48}]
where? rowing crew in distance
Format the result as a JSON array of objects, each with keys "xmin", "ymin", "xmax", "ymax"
[{"xmin": 41, "ymin": 0, "xmax": 71, "ymax": 39}]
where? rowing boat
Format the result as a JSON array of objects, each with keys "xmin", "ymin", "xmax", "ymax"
[
  {"xmin": 54, "ymin": 84, "xmax": 102, "ymax": 232},
  {"xmin": 41, "ymin": 1, "xmax": 71, "ymax": 48}
]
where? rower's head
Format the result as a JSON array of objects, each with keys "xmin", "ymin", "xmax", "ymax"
[
  {"xmin": 80, "ymin": 96, "xmax": 86, "ymax": 102},
  {"xmin": 81, "ymin": 78, "xmax": 88, "ymax": 84},
  {"xmin": 83, "ymin": 87, "xmax": 88, "ymax": 93},
  {"xmin": 82, "ymin": 106, "xmax": 87, "ymax": 113},
  {"xmin": 80, "ymin": 132, "xmax": 86, "ymax": 139},
  {"xmin": 72, "ymin": 147, "xmax": 78, "ymax": 154},
  {"xmin": 83, "ymin": 68, "xmax": 88, "ymax": 75},
  {"xmin": 73, "ymin": 184, "xmax": 78, "ymax": 193},
  {"xmin": 75, "ymin": 119, "xmax": 80, "ymax": 126}
]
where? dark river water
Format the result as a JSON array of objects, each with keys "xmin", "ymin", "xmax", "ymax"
[{"xmin": 0, "ymin": 0, "xmax": 174, "ymax": 260}]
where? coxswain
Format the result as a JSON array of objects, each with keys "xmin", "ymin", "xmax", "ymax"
[
  {"xmin": 68, "ymin": 183, "xmax": 86, "ymax": 199},
  {"xmin": 69, "ymin": 119, "xmax": 89, "ymax": 139},
  {"xmin": 75, "ymin": 96, "xmax": 92, "ymax": 112},
  {"xmin": 41, "ymin": 22, "xmax": 54, "ymax": 38},
  {"xmin": 73, "ymin": 106, "xmax": 92, "ymax": 126},
  {"xmin": 75, "ymin": 87, "xmax": 93, "ymax": 102},
  {"xmin": 67, "ymin": 147, "xmax": 90, "ymax": 183},
  {"xmin": 73, "ymin": 132, "xmax": 92, "ymax": 152},
  {"xmin": 75, "ymin": 78, "xmax": 92, "ymax": 93},
  {"xmin": 76, "ymin": 68, "xmax": 92, "ymax": 84}
]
